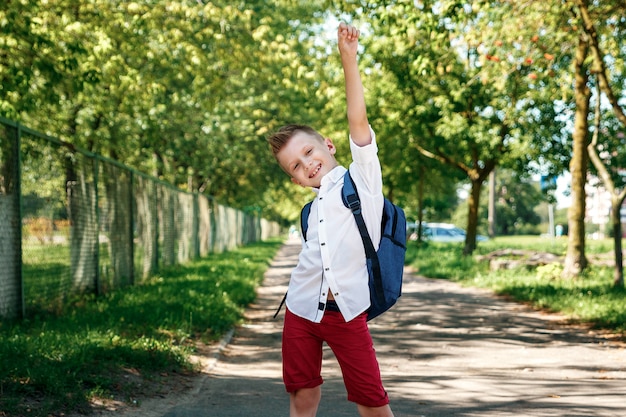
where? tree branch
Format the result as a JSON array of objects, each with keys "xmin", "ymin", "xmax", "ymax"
[
  {"xmin": 575, "ymin": 0, "xmax": 626, "ymax": 126},
  {"xmin": 587, "ymin": 82, "xmax": 616, "ymax": 196}
]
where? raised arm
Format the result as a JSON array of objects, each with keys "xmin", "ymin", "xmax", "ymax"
[{"xmin": 337, "ymin": 22, "xmax": 371, "ymax": 146}]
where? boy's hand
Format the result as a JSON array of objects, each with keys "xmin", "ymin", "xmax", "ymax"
[{"xmin": 337, "ymin": 22, "xmax": 359, "ymax": 59}]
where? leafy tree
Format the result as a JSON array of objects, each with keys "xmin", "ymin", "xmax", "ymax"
[
  {"xmin": 6, "ymin": 0, "xmax": 624, "ymax": 245},
  {"xmin": 2, "ymin": 1, "xmax": 331, "ymax": 219},
  {"xmin": 338, "ymin": 1, "xmax": 571, "ymax": 255},
  {"xmin": 361, "ymin": 53, "xmax": 462, "ymax": 228},
  {"xmin": 0, "ymin": 1, "xmax": 78, "ymax": 120},
  {"xmin": 573, "ymin": 0, "xmax": 626, "ymax": 286}
]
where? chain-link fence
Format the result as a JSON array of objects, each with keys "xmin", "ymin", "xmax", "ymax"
[{"xmin": 0, "ymin": 117, "xmax": 281, "ymax": 319}]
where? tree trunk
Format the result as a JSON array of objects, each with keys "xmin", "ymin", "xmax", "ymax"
[
  {"xmin": 135, "ymin": 175, "xmax": 159, "ymax": 279},
  {"xmin": 104, "ymin": 164, "xmax": 134, "ymax": 287},
  {"xmin": 488, "ymin": 168, "xmax": 496, "ymax": 238},
  {"xmin": 611, "ymin": 196, "xmax": 624, "ymax": 287},
  {"xmin": 587, "ymin": 80, "xmax": 625, "ymax": 288},
  {"xmin": 0, "ymin": 123, "xmax": 23, "ymax": 319},
  {"xmin": 464, "ymin": 179, "xmax": 481, "ymax": 255},
  {"xmin": 417, "ymin": 165, "xmax": 425, "ymax": 241},
  {"xmin": 563, "ymin": 33, "xmax": 590, "ymax": 278},
  {"xmin": 68, "ymin": 162, "xmax": 99, "ymax": 294}
]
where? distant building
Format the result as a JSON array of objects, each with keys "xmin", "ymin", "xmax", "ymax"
[{"xmin": 585, "ymin": 174, "xmax": 626, "ymax": 238}]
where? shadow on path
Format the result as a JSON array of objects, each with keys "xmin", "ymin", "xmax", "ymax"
[{"xmin": 130, "ymin": 238, "xmax": 626, "ymax": 417}]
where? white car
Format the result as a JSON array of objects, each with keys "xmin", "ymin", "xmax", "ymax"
[
  {"xmin": 424, "ymin": 223, "xmax": 465, "ymax": 242},
  {"xmin": 410, "ymin": 222, "xmax": 488, "ymax": 242}
]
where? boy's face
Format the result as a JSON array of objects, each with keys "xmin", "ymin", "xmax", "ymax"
[{"xmin": 276, "ymin": 131, "xmax": 339, "ymax": 188}]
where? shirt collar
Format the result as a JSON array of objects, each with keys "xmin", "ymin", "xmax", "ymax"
[{"xmin": 311, "ymin": 165, "xmax": 347, "ymax": 195}]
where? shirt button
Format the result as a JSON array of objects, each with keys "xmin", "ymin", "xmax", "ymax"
[
  {"xmin": 321, "ymin": 242, "xmax": 326, "ymax": 246},
  {"xmin": 325, "ymin": 267, "xmax": 330, "ymax": 271}
]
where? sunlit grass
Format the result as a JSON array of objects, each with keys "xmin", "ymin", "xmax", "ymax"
[
  {"xmin": 407, "ymin": 236, "xmax": 626, "ymax": 334},
  {"xmin": 0, "ymin": 238, "xmax": 284, "ymax": 417},
  {"xmin": 477, "ymin": 235, "xmax": 614, "ymax": 256}
]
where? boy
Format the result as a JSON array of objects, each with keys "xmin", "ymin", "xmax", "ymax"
[{"xmin": 267, "ymin": 23, "xmax": 394, "ymax": 417}]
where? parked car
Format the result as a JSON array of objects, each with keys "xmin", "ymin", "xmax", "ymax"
[{"xmin": 408, "ymin": 222, "xmax": 488, "ymax": 242}]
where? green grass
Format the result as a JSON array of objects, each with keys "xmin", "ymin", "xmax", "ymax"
[
  {"xmin": 0, "ymin": 238, "xmax": 284, "ymax": 417},
  {"xmin": 22, "ymin": 241, "xmax": 149, "ymax": 314},
  {"xmin": 407, "ymin": 236, "xmax": 626, "ymax": 334}
]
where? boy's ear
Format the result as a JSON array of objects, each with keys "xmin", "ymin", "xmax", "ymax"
[
  {"xmin": 291, "ymin": 177, "xmax": 303, "ymax": 187},
  {"xmin": 325, "ymin": 138, "xmax": 337, "ymax": 155}
]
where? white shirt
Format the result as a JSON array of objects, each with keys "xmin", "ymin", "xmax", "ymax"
[{"xmin": 286, "ymin": 128, "xmax": 383, "ymax": 323}]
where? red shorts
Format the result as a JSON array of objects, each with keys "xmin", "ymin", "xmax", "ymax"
[{"xmin": 282, "ymin": 308, "xmax": 389, "ymax": 407}]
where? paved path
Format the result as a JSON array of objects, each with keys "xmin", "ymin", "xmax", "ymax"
[{"xmin": 125, "ymin": 238, "xmax": 625, "ymax": 417}]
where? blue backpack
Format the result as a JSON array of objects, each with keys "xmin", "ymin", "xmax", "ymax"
[{"xmin": 296, "ymin": 171, "xmax": 407, "ymax": 321}]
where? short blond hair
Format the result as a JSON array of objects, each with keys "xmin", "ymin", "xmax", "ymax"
[{"xmin": 267, "ymin": 124, "xmax": 324, "ymax": 156}]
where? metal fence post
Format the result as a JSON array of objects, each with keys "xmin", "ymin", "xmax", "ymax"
[{"xmin": 94, "ymin": 157, "xmax": 101, "ymax": 295}]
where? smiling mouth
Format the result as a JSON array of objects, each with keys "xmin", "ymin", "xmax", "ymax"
[{"xmin": 309, "ymin": 164, "xmax": 321, "ymax": 179}]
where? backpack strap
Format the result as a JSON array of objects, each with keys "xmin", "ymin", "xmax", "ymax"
[
  {"xmin": 300, "ymin": 201, "xmax": 312, "ymax": 241},
  {"xmin": 273, "ymin": 292, "xmax": 287, "ymax": 319},
  {"xmin": 341, "ymin": 171, "xmax": 385, "ymax": 305}
]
